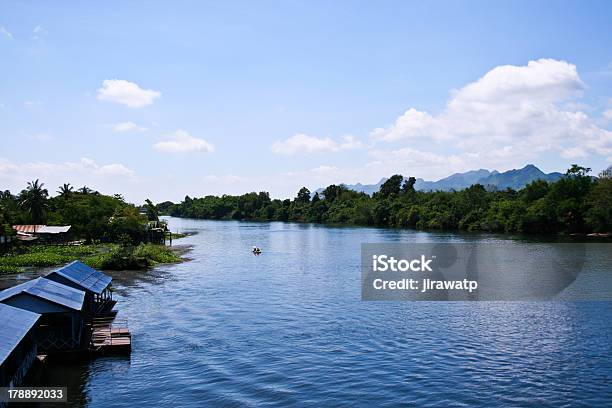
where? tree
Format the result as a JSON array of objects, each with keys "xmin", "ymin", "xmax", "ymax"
[
  {"xmin": 144, "ymin": 199, "xmax": 159, "ymax": 221},
  {"xmin": 402, "ymin": 176, "xmax": 417, "ymax": 193},
  {"xmin": 599, "ymin": 165, "xmax": 612, "ymax": 179},
  {"xmin": 79, "ymin": 186, "xmax": 93, "ymax": 195},
  {"xmin": 57, "ymin": 183, "xmax": 73, "ymax": 198},
  {"xmin": 296, "ymin": 187, "xmax": 311, "ymax": 204},
  {"xmin": 566, "ymin": 164, "xmax": 591, "ymax": 177},
  {"xmin": 586, "ymin": 176, "xmax": 612, "ymax": 232},
  {"xmin": 19, "ymin": 179, "xmax": 49, "ymax": 224},
  {"xmin": 322, "ymin": 185, "xmax": 341, "ymax": 202},
  {"xmin": 379, "ymin": 174, "xmax": 403, "ymax": 198}
]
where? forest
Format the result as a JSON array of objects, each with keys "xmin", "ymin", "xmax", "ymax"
[
  {"xmin": 168, "ymin": 165, "xmax": 612, "ymax": 234},
  {"xmin": 0, "ymin": 182, "xmax": 161, "ymax": 244}
]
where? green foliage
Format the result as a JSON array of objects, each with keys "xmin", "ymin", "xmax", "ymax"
[
  {"xmin": 170, "ymin": 165, "xmax": 612, "ymax": 234},
  {"xmin": 19, "ymin": 179, "xmax": 49, "ymax": 224},
  {"xmin": 0, "ymin": 243, "xmax": 181, "ymax": 274}
]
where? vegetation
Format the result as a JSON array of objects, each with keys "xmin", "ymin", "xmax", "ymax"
[
  {"xmin": 0, "ymin": 180, "xmax": 181, "ymax": 272},
  {"xmin": 0, "ymin": 181, "xmax": 160, "ymax": 245},
  {"xmin": 168, "ymin": 165, "xmax": 612, "ymax": 234},
  {"xmin": 0, "ymin": 242, "xmax": 181, "ymax": 274}
]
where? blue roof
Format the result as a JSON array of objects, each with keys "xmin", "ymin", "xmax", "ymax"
[
  {"xmin": 47, "ymin": 260, "xmax": 111, "ymax": 295},
  {"xmin": 0, "ymin": 277, "xmax": 85, "ymax": 311},
  {"xmin": 0, "ymin": 303, "xmax": 40, "ymax": 365}
]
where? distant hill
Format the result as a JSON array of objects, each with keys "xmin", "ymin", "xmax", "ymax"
[{"xmin": 315, "ymin": 165, "xmax": 564, "ymax": 195}]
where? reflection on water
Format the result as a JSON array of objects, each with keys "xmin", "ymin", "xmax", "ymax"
[{"xmin": 3, "ymin": 218, "xmax": 611, "ymax": 407}]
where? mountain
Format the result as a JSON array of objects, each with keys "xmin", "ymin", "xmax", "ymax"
[
  {"xmin": 315, "ymin": 179, "xmax": 387, "ymax": 196},
  {"xmin": 315, "ymin": 165, "xmax": 564, "ymax": 195},
  {"xmin": 475, "ymin": 164, "xmax": 563, "ymax": 190},
  {"xmin": 414, "ymin": 169, "xmax": 492, "ymax": 191}
]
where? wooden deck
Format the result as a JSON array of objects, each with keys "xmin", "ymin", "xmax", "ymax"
[{"xmin": 90, "ymin": 316, "xmax": 132, "ymax": 354}]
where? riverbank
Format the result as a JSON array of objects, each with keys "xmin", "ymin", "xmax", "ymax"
[{"xmin": 0, "ymin": 243, "xmax": 184, "ymax": 274}]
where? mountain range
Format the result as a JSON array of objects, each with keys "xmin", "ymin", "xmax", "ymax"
[{"xmin": 315, "ymin": 165, "xmax": 564, "ymax": 195}]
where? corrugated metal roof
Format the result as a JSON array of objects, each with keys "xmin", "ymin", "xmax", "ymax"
[
  {"xmin": 0, "ymin": 303, "xmax": 40, "ymax": 365},
  {"xmin": 0, "ymin": 277, "xmax": 85, "ymax": 311},
  {"xmin": 12, "ymin": 225, "xmax": 71, "ymax": 234},
  {"xmin": 47, "ymin": 261, "xmax": 112, "ymax": 295}
]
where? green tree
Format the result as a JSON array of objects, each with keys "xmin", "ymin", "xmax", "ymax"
[
  {"xmin": 401, "ymin": 176, "xmax": 417, "ymax": 193},
  {"xmin": 57, "ymin": 183, "xmax": 73, "ymax": 198},
  {"xmin": 379, "ymin": 175, "xmax": 403, "ymax": 198},
  {"xmin": 296, "ymin": 187, "xmax": 311, "ymax": 204},
  {"xmin": 19, "ymin": 179, "xmax": 49, "ymax": 224},
  {"xmin": 144, "ymin": 199, "xmax": 159, "ymax": 221}
]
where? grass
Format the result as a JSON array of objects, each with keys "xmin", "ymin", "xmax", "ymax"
[
  {"xmin": 169, "ymin": 231, "xmax": 195, "ymax": 240},
  {"xmin": 0, "ymin": 243, "xmax": 182, "ymax": 274}
]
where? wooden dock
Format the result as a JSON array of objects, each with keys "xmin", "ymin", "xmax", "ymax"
[{"xmin": 90, "ymin": 316, "xmax": 131, "ymax": 354}]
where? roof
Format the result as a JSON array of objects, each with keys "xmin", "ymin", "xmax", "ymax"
[
  {"xmin": 48, "ymin": 261, "xmax": 112, "ymax": 295},
  {"xmin": 0, "ymin": 303, "xmax": 40, "ymax": 365},
  {"xmin": 12, "ymin": 225, "xmax": 71, "ymax": 234},
  {"xmin": 0, "ymin": 277, "xmax": 85, "ymax": 311}
]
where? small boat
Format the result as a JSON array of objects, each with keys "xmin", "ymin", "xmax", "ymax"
[{"xmin": 252, "ymin": 246, "xmax": 262, "ymax": 255}]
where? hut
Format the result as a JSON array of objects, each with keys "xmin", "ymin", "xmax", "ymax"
[
  {"xmin": 11, "ymin": 225, "xmax": 71, "ymax": 244},
  {"xmin": 0, "ymin": 278, "xmax": 85, "ymax": 352},
  {"xmin": 0, "ymin": 303, "xmax": 40, "ymax": 388},
  {"xmin": 44, "ymin": 261, "xmax": 114, "ymax": 316}
]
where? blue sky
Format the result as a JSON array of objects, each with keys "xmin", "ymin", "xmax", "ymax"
[{"xmin": 1, "ymin": 0, "xmax": 611, "ymax": 203}]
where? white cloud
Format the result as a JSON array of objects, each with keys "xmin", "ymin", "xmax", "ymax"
[
  {"xmin": 603, "ymin": 109, "xmax": 612, "ymax": 122},
  {"xmin": 96, "ymin": 163, "xmax": 134, "ymax": 177},
  {"xmin": 31, "ymin": 25, "xmax": 48, "ymax": 40},
  {"xmin": 0, "ymin": 26, "xmax": 13, "ymax": 39},
  {"xmin": 271, "ymin": 133, "xmax": 363, "ymax": 155},
  {"xmin": 153, "ymin": 129, "xmax": 215, "ymax": 153},
  {"xmin": 561, "ymin": 146, "xmax": 588, "ymax": 159},
  {"xmin": 0, "ymin": 157, "xmax": 135, "ymax": 197},
  {"xmin": 113, "ymin": 121, "xmax": 148, "ymax": 132},
  {"xmin": 371, "ymin": 59, "xmax": 612, "ymax": 166},
  {"xmin": 97, "ymin": 79, "xmax": 161, "ymax": 108}
]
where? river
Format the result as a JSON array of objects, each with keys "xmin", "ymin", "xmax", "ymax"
[{"xmin": 5, "ymin": 217, "xmax": 612, "ymax": 407}]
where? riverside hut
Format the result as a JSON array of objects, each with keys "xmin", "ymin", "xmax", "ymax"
[
  {"xmin": 11, "ymin": 225, "xmax": 71, "ymax": 244},
  {"xmin": 0, "ymin": 278, "xmax": 85, "ymax": 352},
  {"xmin": 0, "ymin": 303, "xmax": 40, "ymax": 388},
  {"xmin": 45, "ymin": 261, "xmax": 114, "ymax": 316}
]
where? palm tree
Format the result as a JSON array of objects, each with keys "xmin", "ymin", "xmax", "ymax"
[
  {"xmin": 19, "ymin": 179, "xmax": 48, "ymax": 224},
  {"xmin": 57, "ymin": 183, "xmax": 73, "ymax": 198},
  {"xmin": 79, "ymin": 186, "xmax": 92, "ymax": 195}
]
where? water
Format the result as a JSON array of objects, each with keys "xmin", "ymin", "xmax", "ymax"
[{"xmin": 8, "ymin": 218, "xmax": 612, "ymax": 407}]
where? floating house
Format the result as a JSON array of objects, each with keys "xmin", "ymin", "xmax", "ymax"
[
  {"xmin": 0, "ymin": 303, "xmax": 40, "ymax": 388},
  {"xmin": 0, "ymin": 278, "xmax": 85, "ymax": 352},
  {"xmin": 45, "ymin": 260, "xmax": 114, "ymax": 316}
]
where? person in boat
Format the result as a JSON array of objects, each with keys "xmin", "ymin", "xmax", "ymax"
[{"xmin": 252, "ymin": 246, "xmax": 262, "ymax": 254}]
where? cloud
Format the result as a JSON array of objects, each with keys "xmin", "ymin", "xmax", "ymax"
[
  {"xmin": 271, "ymin": 133, "xmax": 363, "ymax": 155},
  {"xmin": 0, "ymin": 26, "xmax": 13, "ymax": 39},
  {"xmin": 153, "ymin": 129, "xmax": 215, "ymax": 153},
  {"xmin": 0, "ymin": 157, "xmax": 135, "ymax": 197},
  {"xmin": 97, "ymin": 79, "xmax": 161, "ymax": 108},
  {"xmin": 32, "ymin": 25, "xmax": 48, "ymax": 40},
  {"xmin": 113, "ymin": 121, "xmax": 148, "ymax": 132},
  {"xmin": 603, "ymin": 109, "xmax": 612, "ymax": 122},
  {"xmin": 370, "ymin": 58, "xmax": 612, "ymax": 166}
]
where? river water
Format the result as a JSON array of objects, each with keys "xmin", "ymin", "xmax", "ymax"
[{"xmin": 5, "ymin": 217, "xmax": 612, "ymax": 407}]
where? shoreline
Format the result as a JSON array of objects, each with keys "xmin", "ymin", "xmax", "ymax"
[{"xmin": 0, "ymin": 236, "xmax": 194, "ymax": 277}]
